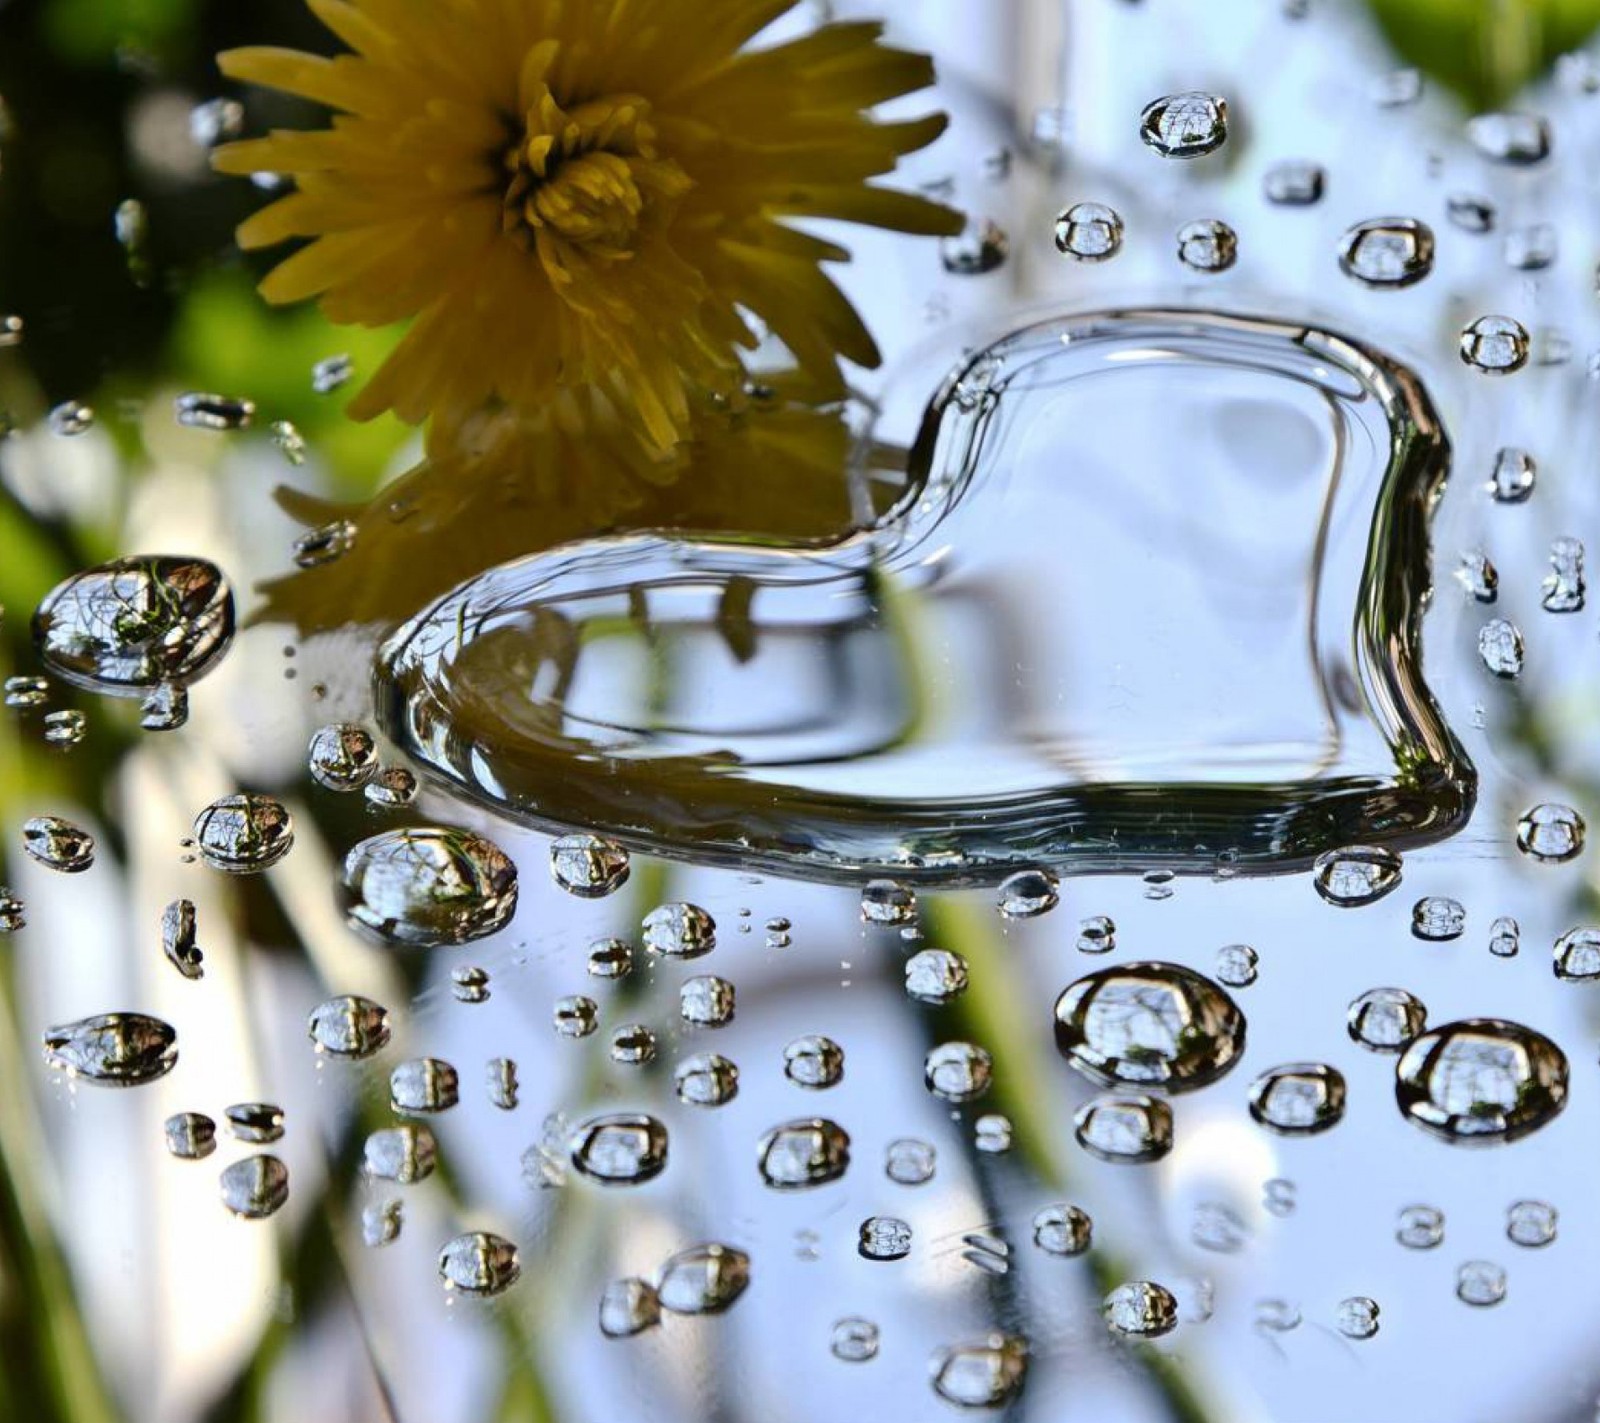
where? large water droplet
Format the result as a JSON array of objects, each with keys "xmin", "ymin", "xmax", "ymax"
[
  {"xmin": 438, "ymin": 1232, "xmax": 520, "ymax": 1296},
  {"xmin": 23, "ymin": 816, "xmax": 95, "ymax": 873},
  {"xmin": 1337, "ymin": 218, "xmax": 1434, "ymax": 287},
  {"xmin": 1517, "ymin": 803, "xmax": 1585, "ymax": 862},
  {"xmin": 1396, "ymin": 1019, "xmax": 1569, "ymax": 1143},
  {"xmin": 680, "ymin": 976, "xmax": 735, "ymax": 1026},
  {"xmin": 570, "ymin": 1113, "xmax": 668, "ymax": 1185},
  {"xmin": 757, "ymin": 1118, "xmax": 850, "ymax": 1188},
  {"xmin": 1074, "ymin": 1092, "xmax": 1173, "ymax": 1162},
  {"xmin": 1248, "ymin": 1063, "xmax": 1346, "ymax": 1134},
  {"xmin": 307, "ymin": 995, "xmax": 390, "ymax": 1058},
  {"xmin": 929, "ymin": 1334, "xmax": 1029, "ymax": 1408},
  {"xmin": 43, "ymin": 1012, "xmax": 176, "ymax": 1085},
  {"xmin": 1312, "ymin": 845, "xmax": 1402, "ymax": 905},
  {"xmin": 341, "ymin": 828, "xmax": 517, "ymax": 946},
  {"xmin": 192, "ymin": 794, "xmax": 294, "ymax": 873},
  {"xmin": 1139, "ymin": 91, "xmax": 1228, "ymax": 157},
  {"xmin": 656, "ymin": 1242, "xmax": 749, "ymax": 1314},
  {"xmin": 219, "ymin": 1156, "xmax": 289, "ymax": 1219},
  {"xmin": 642, "ymin": 901, "xmax": 715, "ymax": 957},
  {"xmin": 905, "ymin": 948, "xmax": 968, "ymax": 1003},
  {"xmin": 1054, "ymin": 201, "xmax": 1123, "ymax": 260},
  {"xmin": 1460, "ymin": 315, "xmax": 1530, "ymax": 374}
]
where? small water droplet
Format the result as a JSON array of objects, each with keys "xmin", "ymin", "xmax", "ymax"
[
  {"xmin": 1455, "ymin": 550, "xmax": 1498, "ymax": 603},
  {"xmin": 451, "ymin": 964, "xmax": 490, "ymax": 1003},
  {"xmin": 1263, "ymin": 1178, "xmax": 1297, "ymax": 1217},
  {"xmin": 1347, "ymin": 987, "xmax": 1427, "ymax": 1051},
  {"xmin": 904, "ymin": 948, "xmax": 968, "ymax": 1003},
  {"xmin": 1447, "ymin": 192, "xmax": 1496, "ymax": 233},
  {"xmin": 0, "ymin": 889, "xmax": 24, "ymax": 932},
  {"xmin": 364, "ymin": 1124, "xmax": 436, "ymax": 1183},
  {"xmin": 1139, "ymin": 91, "xmax": 1228, "ymax": 157},
  {"xmin": 783, "ymin": 1034, "xmax": 843, "ymax": 1088},
  {"xmin": 1397, "ymin": 1203, "xmax": 1445, "ymax": 1248},
  {"xmin": 1338, "ymin": 217, "xmax": 1434, "ymax": 287},
  {"xmin": 1313, "ymin": 845, "xmax": 1402, "ymax": 905},
  {"xmin": 1412, "ymin": 896, "xmax": 1465, "ymax": 941},
  {"xmin": 1076, "ymin": 914, "xmax": 1116, "ymax": 953},
  {"xmin": 189, "ymin": 96, "xmax": 244, "ymax": 147},
  {"xmin": 293, "ymin": 519, "xmax": 358, "ymax": 569},
  {"xmin": 599, "ymin": 1278, "xmax": 661, "ymax": 1337},
  {"xmin": 389, "ymin": 1058, "xmax": 459, "ymax": 1114},
  {"xmin": 1507, "ymin": 1199, "xmax": 1557, "ymax": 1248},
  {"xmin": 1467, "ymin": 111, "xmax": 1550, "ymax": 164},
  {"xmin": 1504, "ymin": 222, "xmax": 1558, "ymax": 271},
  {"xmin": 174, "ymin": 392, "xmax": 255, "ymax": 432},
  {"xmin": 1032, "ymin": 1203, "xmax": 1092, "ymax": 1256},
  {"xmin": 1456, "ymin": 1259, "xmax": 1507, "ymax": 1307},
  {"xmin": 160, "ymin": 898, "xmax": 201, "ymax": 980},
  {"xmin": 1542, "ymin": 537, "xmax": 1586, "ymax": 613},
  {"xmin": 1553, "ymin": 926, "xmax": 1600, "ymax": 980},
  {"xmin": 42, "ymin": 709, "xmax": 85, "ymax": 746},
  {"xmin": 674, "ymin": 1052, "xmax": 739, "ymax": 1107},
  {"xmin": 657, "ymin": 1242, "xmax": 750, "ymax": 1315},
  {"xmin": 307, "ymin": 995, "xmax": 390, "ymax": 1058},
  {"xmin": 680, "ymin": 975, "xmax": 735, "ymax": 1027},
  {"xmin": 341, "ymin": 828, "xmax": 517, "ymax": 946},
  {"xmin": 1460, "ymin": 315, "xmax": 1530, "ymax": 374},
  {"xmin": 224, "ymin": 1102, "xmax": 284, "ymax": 1144},
  {"xmin": 1477, "ymin": 618, "xmax": 1525, "ymax": 678},
  {"xmin": 1371, "ymin": 68, "xmax": 1421, "ymax": 105},
  {"xmin": 830, "ymin": 1316, "xmax": 880, "ymax": 1362},
  {"xmin": 1517, "ymin": 803, "xmax": 1585, "ymax": 862},
  {"xmin": 1263, "ymin": 159, "xmax": 1325, "ymax": 205},
  {"xmin": 1104, "ymin": 1281, "xmax": 1178, "ymax": 1337},
  {"xmin": 1215, "ymin": 943, "xmax": 1258, "ymax": 987},
  {"xmin": 43, "ymin": 1012, "xmax": 174, "ymax": 1084},
  {"xmin": 192, "ymin": 794, "xmax": 293, "ymax": 873},
  {"xmin": 885, "ymin": 1137, "xmax": 936, "ymax": 1185},
  {"xmin": 48, "ymin": 401, "xmax": 94, "ymax": 436},
  {"xmin": 551, "ymin": 834, "xmax": 630, "ymax": 897},
  {"xmin": 758, "ymin": 1118, "xmax": 850, "ymax": 1188},
  {"xmin": 570, "ymin": 1113, "xmax": 668, "ymax": 1186},
  {"xmin": 940, "ymin": 218, "xmax": 1009, "ymax": 275},
  {"xmin": 1488, "ymin": 447, "xmax": 1536, "ymax": 502},
  {"xmin": 487, "ymin": 1057, "xmax": 518, "ymax": 1108},
  {"xmin": 1396, "ymin": 1019, "xmax": 1569, "ymax": 1143},
  {"xmin": 1175, "ymin": 217, "xmax": 1238, "ymax": 272},
  {"xmin": 1488, "ymin": 915, "xmax": 1520, "ymax": 958},
  {"xmin": 643, "ymin": 901, "xmax": 716, "ymax": 957},
  {"xmin": 997, "ymin": 868, "xmax": 1059, "ymax": 918},
  {"xmin": 270, "ymin": 420, "xmax": 307, "ymax": 466},
  {"xmin": 553, "ymin": 994, "xmax": 599, "ymax": 1038},
  {"xmin": 1248, "ymin": 1063, "xmax": 1346, "ymax": 1134},
  {"xmin": 312, "ymin": 354, "xmax": 353, "ymax": 394},
  {"xmin": 974, "ymin": 1113, "xmax": 1012, "ymax": 1153},
  {"xmin": 1192, "ymin": 1202, "xmax": 1249, "ymax": 1253},
  {"xmin": 587, "ymin": 938, "xmax": 634, "ymax": 978},
  {"xmin": 4, "ymin": 676, "xmax": 48, "ymax": 709},
  {"xmin": 930, "ymin": 1334, "xmax": 1029, "ymax": 1407},
  {"xmin": 1075, "ymin": 1093, "xmax": 1173, "ymax": 1162},
  {"xmin": 924, "ymin": 1041, "xmax": 992, "ymax": 1102},
  {"xmin": 364, "ymin": 765, "xmax": 417, "ymax": 807},
  {"xmin": 1336, "ymin": 1296, "xmax": 1380, "ymax": 1339},
  {"xmin": 438, "ymin": 1232, "xmax": 520, "ymax": 1296},
  {"xmin": 1054, "ymin": 201, "xmax": 1123, "ymax": 260},
  {"xmin": 163, "ymin": 1111, "xmax": 215, "ymax": 1160},
  {"xmin": 362, "ymin": 1199, "xmax": 403, "ymax": 1247},
  {"xmin": 860, "ymin": 879, "xmax": 916, "ymax": 925},
  {"xmin": 608, "ymin": 1022, "xmax": 654, "ymax": 1064},
  {"xmin": 220, "ymin": 1155, "xmax": 289, "ymax": 1220},
  {"xmin": 858, "ymin": 1216, "xmax": 912, "ymax": 1260}
]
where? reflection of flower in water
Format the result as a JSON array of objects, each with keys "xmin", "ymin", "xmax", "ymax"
[{"xmin": 215, "ymin": 0, "xmax": 960, "ymax": 450}]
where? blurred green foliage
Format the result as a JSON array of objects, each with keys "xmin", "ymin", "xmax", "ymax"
[{"xmin": 1368, "ymin": 0, "xmax": 1600, "ymax": 107}]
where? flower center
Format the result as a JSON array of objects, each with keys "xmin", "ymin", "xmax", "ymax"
[{"xmin": 504, "ymin": 89, "xmax": 689, "ymax": 260}]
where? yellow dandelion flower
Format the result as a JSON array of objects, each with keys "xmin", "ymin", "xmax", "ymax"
[{"xmin": 214, "ymin": 0, "xmax": 961, "ymax": 449}]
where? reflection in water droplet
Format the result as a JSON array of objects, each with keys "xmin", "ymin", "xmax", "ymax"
[
  {"xmin": 599, "ymin": 1278, "xmax": 660, "ymax": 1338},
  {"xmin": 758, "ymin": 1118, "xmax": 850, "ymax": 1189},
  {"xmin": 1140, "ymin": 92, "xmax": 1228, "ymax": 157},
  {"xmin": 1176, "ymin": 218, "xmax": 1238, "ymax": 273},
  {"xmin": 164, "ymin": 1112, "xmax": 216, "ymax": 1160},
  {"xmin": 1507, "ymin": 1199, "xmax": 1558, "ymax": 1247},
  {"xmin": 1412, "ymin": 896, "xmax": 1465, "ymax": 941},
  {"xmin": 924, "ymin": 1041, "xmax": 992, "ymax": 1102},
  {"xmin": 364, "ymin": 1125, "xmax": 436, "ymax": 1182},
  {"xmin": 930, "ymin": 1334, "xmax": 1029, "ymax": 1408},
  {"xmin": 1104, "ymin": 1281, "xmax": 1179, "ymax": 1338},
  {"xmin": 1347, "ymin": 987, "xmax": 1427, "ymax": 1051},
  {"xmin": 364, "ymin": 766, "xmax": 418, "ymax": 807},
  {"xmin": 1396, "ymin": 1019, "xmax": 1569, "ymax": 1143},
  {"xmin": 570, "ymin": 1113, "xmax": 669, "ymax": 1186},
  {"xmin": 220, "ymin": 1156, "xmax": 289, "ymax": 1219},
  {"xmin": 1215, "ymin": 944, "xmax": 1258, "ymax": 987},
  {"xmin": 858, "ymin": 1216, "xmax": 912, "ymax": 1260},
  {"xmin": 1336, "ymin": 1296, "xmax": 1380, "ymax": 1339},
  {"xmin": 1032, "ymin": 1203, "xmax": 1092, "ymax": 1256},
  {"xmin": 1053, "ymin": 962, "xmax": 1246, "ymax": 1090},
  {"xmin": 886, "ymin": 1137, "xmax": 936, "ymax": 1185},
  {"xmin": 23, "ymin": 816, "xmax": 95, "ymax": 873},
  {"xmin": 1263, "ymin": 159, "xmax": 1325, "ymax": 205},
  {"xmin": 905, "ymin": 948, "xmax": 968, "ymax": 1003},
  {"xmin": 675, "ymin": 1052, "xmax": 739, "ymax": 1106},
  {"xmin": 1075, "ymin": 1093, "xmax": 1173, "ymax": 1163},
  {"xmin": 783, "ymin": 1035, "xmax": 843, "ymax": 1088},
  {"xmin": 1248, "ymin": 1063, "xmax": 1346, "ymax": 1134},
  {"xmin": 657, "ymin": 1243, "xmax": 750, "ymax": 1314},
  {"xmin": 43, "ymin": 1012, "xmax": 176, "ymax": 1085},
  {"xmin": 1518, "ymin": 803, "xmax": 1585, "ymax": 862},
  {"xmin": 161, "ymin": 898, "xmax": 202, "ymax": 980},
  {"xmin": 390, "ymin": 1058, "xmax": 459, "ymax": 1114},
  {"xmin": 307, "ymin": 724, "xmax": 378, "ymax": 791},
  {"xmin": 1054, "ymin": 202, "xmax": 1123, "ymax": 260},
  {"xmin": 1313, "ymin": 846, "xmax": 1402, "ymax": 905},
  {"xmin": 1554, "ymin": 927, "xmax": 1600, "ymax": 980},
  {"xmin": 1077, "ymin": 915, "xmax": 1116, "ymax": 953},
  {"xmin": 551, "ymin": 834, "xmax": 631, "ymax": 897},
  {"xmin": 1460, "ymin": 315, "xmax": 1530, "ymax": 374},
  {"xmin": 680, "ymin": 976, "xmax": 736, "ymax": 1027},
  {"xmin": 438, "ymin": 1232, "xmax": 520, "ymax": 1296},
  {"xmin": 643, "ymin": 902, "xmax": 715, "ymax": 957},
  {"xmin": 1467, "ymin": 111, "xmax": 1550, "ymax": 164},
  {"xmin": 341, "ymin": 828, "xmax": 517, "ymax": 946},
  {"xmin": 1337, "ymin": 217, "xmax": 1434, "ymax": 287},
  {"xmin": 997, "ymin": 869, "xmax": 1058, "ymax": 918},
  {"xmin": 1456, "ymin": 1259, "xmax": 1507, "ymax": 1307},
  {"xmin": 225, "ymin": 1102, "xmax": 284, "ymax": 1144},
  {"xmin": 193, "ymin": 794, "xmax": 293, "ymax": 873},
  {"xmin": 831, "ymin": 1316, "xmax": 880, "ymax": 1362},
  {"xmin": 308, "ymin": 995, "xmax": 390, "ymax": 1058}
]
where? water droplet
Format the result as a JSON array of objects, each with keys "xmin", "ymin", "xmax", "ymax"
[
  {"xmin": 1489, "ymin": 916, "xmax": 1520, "ymax": 957},
  {"xmin": 885, "ymin": 1137, "xmax": 936, "ymax": 1185},
  {"xmin": 680, "ymin": 976, "xmax": 735, "ymax": 1027},
  {"xmin": 438, "ymin": 1232, "xmax": 520, "ymax": 1296},
  {"xmin": 307, "ymin": 995, "xmax": 390, "ymax": 1058},
  {"xmin": 363, "ymin": 1200, "xmax": 403, "ymax": 1247},
  {"xmin": 42, "ymin": 709, "xmax": 85, "ymax": 746},
  {"xmin": 930, "ymin": 1334, "xmax": 1029, "ymax": 1408},
  {"xmin": 270, "ymin": 420, "xmax": 308, "ymax": 466},
  {"xmin": 139, "ymin": 682, "xmax": 187, "ymax": 731},
  {"xmin": 674, "ymin": 1052, "xmax": 739, "ymax": 1106},
  {"xmin": 570, "ymin": 1113, "xmax": 668, "ymax": 1186},
  {"xmin": 1477, "ymin": 618, "xmax": 1525, "ymax": 678},
  {"xmin": 312, "ymin": 354, "xmax": 353, "ymax": 394},
  {"xmin": 1456, "ymin": 1259, "xmax": 1507, "ymax": 1307},
  {"xmin": 1104, "ymin": 1281, "xmax": 1179, "ymax": 1338},
  {"xmin": 783, "ymin": 1034, "xmax": 843, "ymax": 1088},
  {"xmin": 1248, "ymin": 1063, "xmax": 1346, "ymax": 1134},
  {"xmin": 1139, "ymin": 92, "xmax": 1228, "ymax": 157},
  {"xmin": 860, "ymin": 879, "xmax": 916, "ymax": 925},
  {"xmin": 364, "ymin": 1125, "xmax": 436, "ymax": 1183},
  {"xmin": 364, "ymin": 765, "xmax": 417, "ymax": 807},
  {"xmin": 1263, "ymin": 159, "xmax": 1325, "ymax": 205},
  {"xmin": 160, "ymin": 898, "xmax": 201, "ymax": 980},
  {"xmin": 43, "ymin": 1012, "xmax": 174, "ymax": 1084},
  {"xmin": 608, "ymin": 1023, "xmax": 655, "ymax": 1064},
  {"xmin": 4, "ymin": 676, "xmax": 48, "ymax": 709},
  {"xmin": 1412, "ymin": 896, "xmax": 1465, "ymax": 941},
  {"xmin": 163, "ymin": 1112, "xmax": 216, "ymax": 1160},
  {"xmin": 1053, "ymin": 962, "xmax": 1246, "ymax": 1090},
  {"xmin": 174, "ymin": 392, "xmax": 255, "ymax": 432},
  {"xmin": 1263, "ymin": 1178, "xmax": 1297, "ymax": 1217},
  {"xmin": 974, "ymin": 1113, "xmax": 1012, "ymax": 1153},
  {"xmin": 1175, "ymin": 217, "xmax": 1238, "ymax": 273},
  {"xmin": 1075, "ymin": 1092, "xmax": 1174, "ymax": 1163},
  {"xmin": 1313, "ymin": 845, "xmax": 1402, "ymax": 905},
  {"xmin": 48, "ymin": 401, "xmax": 93, "ymax": 436},
  {"xmin": 940, "ymin": 218, "xmax": 1009, "ymax": 275},
  {"xmin": 1347, "ymin": 987, "xmax": 1427, "ymax": 1051},
  {"xmin": 220, "ymin": 1156, "xmax": 289, "ymax": 1220},
  {"xmin": 1192, "ymin": 1202, "xmax": 1249, "ymax": 1253},
  {"xmin": 1460, "ymin": 315, "xmax": 1530, "ymax": 374},
  {"xmin": 0, "ymin": 314, "xmax": 21, "ymax": 347},
  {"xmin": 1504, "ymin": 222, "xmax": 1558, "ymax": 271},
  {"xmin": 587, "ymin": 938, "xmax": 634, "ymax": 978},
  {"xmin": 307, "ymin": 724, "xmax": 378, "ymax": 791},
  {"xmin": 1032, "ymin": 1203, "xmax": 1092, "ymax": 1256},
  {"xmin": 1455, "ymin": 550, "xmax": 1498, "ymax": 603},
  {"xmin": 487, "ymin": 1057, "xmax": 518, "ymax": 1109},
  {"xmin": 223, "ymin": 1102, "xmax": 284, "ymax": 1144},
  {"xmin": 189, "ymin": 96, "xmax": 243, "ymax": 146},
  {"xmin": 451, "ymin": 964, "xmax": 490, "ymax": 1002},
  {"xmin": 904, "ymin": 948, "xmax": 968, "ymax": 1003},
  {"xmin": 20, "ymin": 814, "xmax": 95, "ymax": 873},
  {"xmin": 550, "ymin": 833, "xmax": 630, "ymax": 897},
  {"xmin": 858, "ymin": 1216, "xmax": 912, "ymax": 1260},
  {"xmin": 1076, "ymin": 915, "xmax": 1116, "ymax": 953},
  {"xmin": 599, "ymin": 1278, "xmax": 660, "ymax": 1337},
  {"xmin": 0, "ymin": 890, "xmax": 24, "ymax": 932},
  {"xmin": 1517, "ymin": 803, "xmax": 1585, "ymax": 862},
  {"xmin": 1507, "ymin": 1198, "xmax": 1557, "ymax": 1248},
  {"xmin": 1466, "ymin": 111, "xmax": 1550, "ymax": 164},
  {"xmin": 33, "ymin": 556, "xmax": 233, "ymax": 701},
  {"xmin": 1397, "ymin": 1203, "xmax": 1445, "ymax": 1248},
  {"xmin": 1054, "ymin": 201, "xmax": 1123, "ymax": 260},
  {"xmin": 1142, "ymin": 869, "xmax": 1176, "ymax": 900},
  {"xmin": 1447, "ymin": 192, "xmax": 1496, "ymax": 234},
  {"xmin": 657, "ymin": 1242, "xmax": 750, "ymax": 1315},
  {"xmin": 758, "ymin": 1118, "xmax": 850, "ymax": 1188},
  {"xmin": 1542, "ymin": 537, "xmax": 1586, "ymax": 612},
  {"xmin": 1396, "ymin": 1019, "xmax": 1569, "ymax": 1143},
  {"xmin": 192, "ymin": 794, "xmax": 293, "ymax": 873},
  {"xmin": 1215, "ymin": 944, "xmax": 1258, "ymax": 987},
  {"xmin": 831, "ymin": 1316, "xmax": 880, "ymax": 1362},
  {"xmin": 643, "ymin": 901, "xmax": 715, "ymax": 957},
  {"xmin": 1488, "ymin": 447, "xmax": 1536, "ymax": 503},
  {"xmin": 997, "ymin": 868, "xmax": 1058, "ymax": 918},
  {"xmin": 1338, "ymin": 217, "xmax": 1434, "ymax": 287},
  {"xmin": 341, "ymin": 828, "xmax": 517, "ymax": 946},
  {"xmin": 1336, "ymin": 1296, "xmax": 1380, "ymax": 1339},
  {"xmin": 1554, "ymin": 927, "xmax": 1600, "ymax": 980},
  {"xmin": 1371, "ymin": 68, "xmax": 1421, "ymax": 105},
  {"xmin": 389, "ymin": 1058, "xmax": 459, "ymax": 1114},
  {"xmin": 924, "ymin": 1041, "xmax": 992, "ymax": 1101},
  {"xmin": 551, "ymin": 994, "xmax": 599, "ymax": 1038}
]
